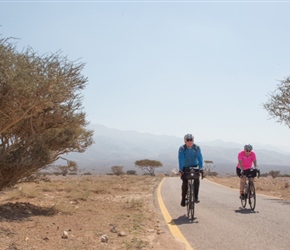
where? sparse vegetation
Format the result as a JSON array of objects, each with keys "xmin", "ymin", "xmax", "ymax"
[
  {"xmin": 269, "ymin": 170, "xmax": 280, "ymax": 179},
  {"xmin": 209, "ymin": 175, "xmax": 290, "ymax": 201},
  {"xmin": 135, "ymin": 159, "xmax": 163, "ymax": 176},
  {"xmin": 127, "ymin": 170, "xmax": 137, "ymax": 175},
  {"xmin": 207, "ymin": 171, "xmax": 218, "ymax": 177},
  {"xmin": 0, "ymin": 174, "xmax": 169, "ymax": 249},
  {"xmin": 203, "ymin": 160, "xmax": 216, "ymax": 177},
  {"xmin": 111, "ymin": 165, "xmax": 124, "ymax": 176}
]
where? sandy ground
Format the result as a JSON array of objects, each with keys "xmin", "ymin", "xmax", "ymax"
[{"xmin": 0, "ymin": 174, "xmax": 289, "ymax": 250}]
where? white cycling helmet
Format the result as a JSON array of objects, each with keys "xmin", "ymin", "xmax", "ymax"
[{"xmin": 184, "ymin": 134, "xmax": 194, "ymax": 141}]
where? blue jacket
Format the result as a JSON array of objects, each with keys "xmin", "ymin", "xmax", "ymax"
[{"xmin": 178, "ymin": 144, "xmax": 203, "ymax": 171}]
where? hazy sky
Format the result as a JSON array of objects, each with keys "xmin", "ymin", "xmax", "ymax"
[{"xmin": 1, "ymin": 1, "xmax": 290, "ymax": 148}]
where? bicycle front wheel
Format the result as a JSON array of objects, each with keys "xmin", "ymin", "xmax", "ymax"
[
  {"xmin": 186, "ymin": 187, "xmax": 190, "ymax": 217},
  {"xmin": 189, "ymin": 183, "xmax": 195, "ymax": 220},
  {"xmin": 248, "ymin": 181, "xmax": 256, "ymax": 211}
]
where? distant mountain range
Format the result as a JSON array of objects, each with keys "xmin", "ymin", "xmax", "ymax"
[{"xmin": 60, "ymin": 124, "xmax": 290, "ymax": 175}]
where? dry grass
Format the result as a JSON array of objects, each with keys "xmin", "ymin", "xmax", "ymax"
[
  {"xmin": 208, "ymin": 176, "xmax": 290, "ymax": 200},
  {"xmin": 0, "ymin": 174, "xmax": 183, "ymax": 250},
  {"xmin": 2, "ymin": 174, "xmax": 289, "ymax": 250}
]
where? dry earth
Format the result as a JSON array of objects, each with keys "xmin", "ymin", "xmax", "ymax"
[
  {"xmin": 0, "ymin": 175, "xmax": 185, "ymax": 250},
  {"xmin": 208, "ymin": 175, "xmax": 290, "ymax": 201},
  {"xmin": 0, "ymin": 174, "xmax": 289, "ymax": 250}
]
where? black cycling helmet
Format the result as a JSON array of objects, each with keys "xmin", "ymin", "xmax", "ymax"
[
  {"xmin": 244, "ymin": 144, "xmax": 253, "ymax": 151},
  {"xmin": 184, "ymin": 133, "xmax": 194, "ymax": 141}
]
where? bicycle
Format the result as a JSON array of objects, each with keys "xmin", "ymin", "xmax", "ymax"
[
  {"xmin": 240, "ymin": 168, "xmax": 260, "ymax": 211},
  {"xmin": 184, "ymin": 167, "xmax": 203, "ymax": 220}
]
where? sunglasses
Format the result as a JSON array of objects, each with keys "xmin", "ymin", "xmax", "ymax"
[
  {"xmin": 245, "ymin": 150, "xmax": 251, "ymax": 152},
  {"xmin": 186, "ymin": 139, "xmax": 193, "ymax": 142}
]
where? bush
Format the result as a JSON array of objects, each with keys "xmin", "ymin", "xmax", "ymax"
[
  {"xmin": 111, "ymin": 166, "xmax": 124, "ymax": 176},
  {"xmin": 83, "ymin": 172, "xmax": 92, "ymax": 175},
  {"xmin": 127, "ymin": 170, "xmax": 137, "ymax": 175},
  {"xmin": 207, "ymin": 171, "xmax": 218, "ymax": 177},
  {"xmin": 269, "ymin": 170, "xmax": 280, "ymax": 179}
]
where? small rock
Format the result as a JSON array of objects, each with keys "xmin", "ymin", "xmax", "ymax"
[
  {"xmin": 62, "ymin": 231, "xmax": 69, "ymax": 239},
  {"xmin": 101, "ymin": 234, "xmax": 108, "ymax": 243},
  {"xmin": 147, "ymin": 229, "xmax": 155, "ymax": 233},
  {"xmin": 23, "ymin": 209, "xmax": 32, "ymax": 215},
  {"xmin": 118, "ymin": 231, "xmax": 126, "ymax": 237},
  {"xmin": 110, "ymin": 226, "xmax": 118, "ymax": 233}
]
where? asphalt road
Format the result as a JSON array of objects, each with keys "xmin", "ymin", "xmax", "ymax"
[{"xmin": 159, "ymin": 177, "xmax": 290, "ymax": 250}]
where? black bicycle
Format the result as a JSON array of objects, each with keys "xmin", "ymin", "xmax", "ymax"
[
  {"xmin": 240, "ymin": 168, "xmax": 260, "ymax": 211},
  {"xmin": 184, "ymin": 167, "xmax": 202, "ymax": 220}
]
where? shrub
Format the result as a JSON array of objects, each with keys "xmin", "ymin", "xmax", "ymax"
[
  {"xmin": 127, "ymin": 170, "xmax": 137, "ymax": 175},
  {"xmin": 269, "ymin": 170, "xmax": 280, "ymax": 179}
]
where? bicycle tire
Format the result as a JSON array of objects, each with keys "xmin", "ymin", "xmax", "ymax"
[
  {"xmin": 189, "ymin": 182, "xmax": 195, "ymax": 220},
  {"xmin": 248, "ymin": 181, "xmax": 256, "ymax": 211},
  {"xmin": 186, "ymin": 186, "xmax": 190, "ymax": 217}
]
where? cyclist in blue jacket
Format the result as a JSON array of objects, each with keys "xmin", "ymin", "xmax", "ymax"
[{"xmin": 178, "ymin": 133, "xmax": 203, "ymax": 207}]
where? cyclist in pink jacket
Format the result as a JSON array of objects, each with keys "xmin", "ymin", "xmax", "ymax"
[{"xmin": 236, "ymin": 144, "xmax": 258, "ymax": 200}]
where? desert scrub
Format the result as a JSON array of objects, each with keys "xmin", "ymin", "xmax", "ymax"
[
  {"xmin": 52, "ymin": 201, "xmax": 75, "ymax": 214},
  {"xmin": 4, "ymin": 185, "xmax": 39, "ymax": 200},
  {"xmin": 123, "ymin": 198, "xmax": 145, "ymax": 210},
  {"xmin": 122, "ymin": 236, "xmax": 149, "ymax": 250},
  {"xmin": 67, "ymin": 189, "xmax": 91, "ymax": 201}
]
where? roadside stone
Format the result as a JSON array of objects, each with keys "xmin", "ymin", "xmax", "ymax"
[
  {"xmin": 101, "ymin": 234, "xmax": 108, "ymax": 242},
  {"xmin": 110, "ymin": 226, "xmax": 118, "ymax": 233},
  {"xmin": 62, "ymin": 231, "xmax": 68, "ymax": 239},
  {"xmin": 23, "ymin": 209, "xmax": 32, "ymax": 215},
  {"xmin": 118, "ymin": 231, "xmax": 126, "ymax": 237}
]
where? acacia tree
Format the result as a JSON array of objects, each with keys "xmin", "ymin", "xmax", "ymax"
[
  {"xmin": 0, "ymin": 38, "xmax": 93, "ymax": 190},
  {"xmin": 263, "ymin": 77, "xmax": 290, "ymax": 128},
  {"xmin": 134, "ymin": 159, "xmax": 163, "ymax": 176},
  {"xmin": 57, "ymin": 159, "xmax": 78, "ymax": 176},
  {"xmin": 203, "ymin": 160, "xmax": 216, "ymax": 177}
]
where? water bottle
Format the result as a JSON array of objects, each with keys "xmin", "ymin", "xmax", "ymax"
[{"xmin": 244, "ymin": 183, "xmax": 248, "ymax": 193}]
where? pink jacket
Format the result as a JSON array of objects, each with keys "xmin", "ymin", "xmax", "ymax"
[{"xmin": 236, "ymin": 150, "xmax": 256, "ymax": 170}]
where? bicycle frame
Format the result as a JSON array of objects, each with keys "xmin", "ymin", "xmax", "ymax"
[
  {"xmin": 241, "ymin": 169, "xmax": 259, "ymax": 211},
  {"xmin": 184, "ymin": 167, "xmax": 200, "ymax": 220}
]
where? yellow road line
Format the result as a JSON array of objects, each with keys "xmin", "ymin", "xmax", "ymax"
[{"xmin": 157, "ymin": 178, "xmax": 194, "ymax": 250}]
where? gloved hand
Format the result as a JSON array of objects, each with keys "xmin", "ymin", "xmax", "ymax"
[{"xmin": 240, "ymin": 170, "xmax": 244, "ymax": 176}]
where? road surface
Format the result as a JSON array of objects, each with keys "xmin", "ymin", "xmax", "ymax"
[{"xmin": 158, "ymin": 177, "xmax": 290, "ymax": 250}]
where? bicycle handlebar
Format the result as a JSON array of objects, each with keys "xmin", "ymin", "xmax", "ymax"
[{"xmin": 241, "ymin": 168, "xmax": 260, "ymax": 178}]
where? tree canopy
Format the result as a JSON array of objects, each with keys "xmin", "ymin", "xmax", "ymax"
[
  {"xmin": 263, "ymin": 77, "xmax": 290, "ymax": 129},
  {"xmin": 135, "ymin": 159, "xmax": 163, "ymax": 176},
  {"xmin": 0, "ymin": 38, "xmax": 93, "ymax": 190}
]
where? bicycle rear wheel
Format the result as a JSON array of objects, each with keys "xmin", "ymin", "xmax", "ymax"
[
  {"xmin": 248, "ymin": 181, "xmax": 256, "ymax": 211},
  {"xmin": 241, "ymin": 185, "xmax": 247, "ymax": 208}
]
